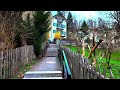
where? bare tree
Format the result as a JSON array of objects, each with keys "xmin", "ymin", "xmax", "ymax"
[
  {"xmin": 109, "ymin": 11, "xmax": 120, "ymax": 48},
  {"xmin": 0, "ymin": 11, "xmax": 23, "ymax": 51},
  {"xmin": 110, "ymin": 11, "xmax": 120, "ymax": 31},
  {"xmin": 87, "ymin": 19, "xmax": 94, "ymax": 29}
]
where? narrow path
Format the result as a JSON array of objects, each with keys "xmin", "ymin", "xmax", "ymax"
[{"xmin": 23, "ymin": 44, "xmax": 62, "ymax": 79}]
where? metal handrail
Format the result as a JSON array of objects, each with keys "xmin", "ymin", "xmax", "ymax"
[{"xmin": 62, "ymin": 50, "xmax": 72, "ymax": 79}]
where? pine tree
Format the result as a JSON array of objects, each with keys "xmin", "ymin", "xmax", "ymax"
[
  {"xmin": 19, "ymin": 13, "xmax": 34, "ymax": 46},
  {"xmin": 67, "ymin": 12, "xmax": 74, "ymax": 38},
  {"xmin": 33, "ymin": 11, "xmax": 51, "ymax": 36},
  {"xmin": 81, "ymin": 20, "xmax": 89, "ymax": 35},
  {"xmin": 33, "ymin": 11, "xmax": 51, "ymax": 57}
]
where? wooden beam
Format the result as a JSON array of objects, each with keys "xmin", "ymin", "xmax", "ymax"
[{"xmin": 88, "ymin": 39, "xmax": 103, "ymax": 59}]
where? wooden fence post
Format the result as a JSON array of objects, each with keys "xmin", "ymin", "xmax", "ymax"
[
  {"xmin": 93, "ymin": 65, "xmax": 97, "ymax": 79},
  {"xmin": 13, "ymin": 49, "xmax": 15, "ymax": 77},
  {"xmin": 78, "ymin": 54, "xmax": 82, "ymax": 79},
  {"xmin": 72, "ymin": 51, "xmax": 75, "ymax": 79},
  {"xmin": 10, "ymin": 49, "xmax": 12, "ymax": 78},
  {"xmin": 2, "ymin": 51, "xmax": 4, "ymax": 79},
  {"xmin": 4, "ymin": 50, "xmax": 6, "ymax": 79},
  {"xmin": 11, "ymin": 49, "xmax": 14, "ymax": 78},
  {"xmin": 11, "ymin": 49, "xmax": 13, "ymax": 78},
  {"xmin": 103, "ymin": 67, "xmax": 106, "ymax": 79},
  {"xmin": 15, "ymin": 48, "xmax": 17, "ymax": 74},
  {"xmin": 27, "ymin": 46, "xmax": 28, "ymax": 63},
  {"xmin": 110, "ymin": 69, "xmax": 114, "ymax": 79},
  {"xmin": 7, "ymin": 50, "xmax": 9, "ymax": 79},
  {"xmin": 0, "ymin": 45, "xmax": 37, "ymax": 79},
  {"xmin": 97, "ymin": 65, "xmax": 101, "ymax": 79},
  {"xmin": 0, "ymin": 51, "xmax": 3, "ymax": 79},
  {"xmin": 6, "ymin": 50, "xmax": 9, "ymax": 79}
]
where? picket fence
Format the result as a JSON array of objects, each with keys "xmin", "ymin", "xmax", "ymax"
[
  {"xmin": 0, "ymin": 41, "xmax": 48, "ymax": 79},
  {"xmin": 0, "ymin": 45, "xmax": 36, "ymax": 79},
  {"xmin": 62, "ymin": 47, "xmax": 114, "ymax": 79}
]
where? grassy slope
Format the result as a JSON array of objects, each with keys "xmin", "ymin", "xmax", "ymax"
[{"xmin": 64, "ymin": 45, "xmax": 120, "ymax": 79}]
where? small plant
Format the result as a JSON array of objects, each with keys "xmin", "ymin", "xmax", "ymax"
[{"xmin": 12, "ymin": 59, "xmax": 38, "ymax": 79}]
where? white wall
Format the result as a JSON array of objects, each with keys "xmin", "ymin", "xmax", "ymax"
[
  {"xmin": 62, "ymin": 21, "xmax": 67, "ymax": 38},
  {"xmin": 49, "ymin": 16, "xmax": 67, "ymax": 41},
  {"xmin": 49, "ymin": 18, "xmax": 57, "ymax": 41}
]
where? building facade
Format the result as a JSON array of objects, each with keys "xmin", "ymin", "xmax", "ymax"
[{"xmin": 49, "ymin": 11, "xmax": 67, "ymax": 41}]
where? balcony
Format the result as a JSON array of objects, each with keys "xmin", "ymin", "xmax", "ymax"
[
  {"xmin": 57, "ymin": 20, "xmax": 63, "ymax": 23},
  {"xmin": 56, "ymin": 27, "xmax": 64, "ymax": 30}
]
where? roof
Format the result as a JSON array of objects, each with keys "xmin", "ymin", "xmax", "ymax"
[{"xmin": 53, "ymin": 13, "xmax": 67, "ymax": 22}]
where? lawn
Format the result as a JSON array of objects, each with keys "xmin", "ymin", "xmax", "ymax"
[{"xmin": 63, "ymin": 45, "xmax": 120, "ymax": 79}]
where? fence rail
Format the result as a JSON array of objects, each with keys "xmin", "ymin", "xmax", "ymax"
[{"xmin": 60, "ymin": 47, "xmax": 114, "ymax": 79}]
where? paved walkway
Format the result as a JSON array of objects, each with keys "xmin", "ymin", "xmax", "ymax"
[{"xmin": 23, "ymin": 44, "xmax": 62, "ymax": 79}]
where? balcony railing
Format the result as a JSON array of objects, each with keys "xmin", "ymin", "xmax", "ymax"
[{"xmin": 57, "ymin": 20, "xmax": 63, "ymax": 23}]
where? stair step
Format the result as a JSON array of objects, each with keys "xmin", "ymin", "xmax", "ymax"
[
  {"xmin": 24, "ymin": 71, "xmax": 62, "ymax": 78},
  {"xmin": 45, "ymin": 52, "xmax": 58, "ymax": 57},
  {"xmin": 23, "ymin": 77, "xmax": 62, "ymax": 79},
  {"xmin": 45, "ymin": 49, "xmax": 58, "ymax": 57}
]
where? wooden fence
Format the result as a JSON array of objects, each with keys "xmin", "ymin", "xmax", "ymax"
[
  {"xmin": 0, "ymin": 41, "xmax": 49, "ymax": 79},
  {"xmin": 61, "ymin": 47, "xmax": 114, "ymax": 79},
  {"xmin": 0, "ymin": 45, "xmax": 36, "ymax": 79}
]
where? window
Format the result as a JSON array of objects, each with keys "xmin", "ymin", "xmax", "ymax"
[
  {"xmin": 62, "ymin": 31, "xmax": 66, "ymax": 35},
  {"xmin": 57, "ymin": 23, "xmax": 61, "ymax": 28},
  {"xmin": 63, "ymin": 25, "xmax": 66, "ymax": 28},
  {"xmin": 64, "ymin": 32, "xmax": 66, "ymax": 35},
  {"xmin": 53, "ymin": 30, "xmax": 57, "ymax": 33},
  {"xmin": 53, "ymin": 23, "xmax": 57, "ymax": 27},
  {"xmin": 62, "ymin": 31, "xmax": 64, "ymax": 34},
  {"xmin": 61, "ymin": 25, "xmax": 63, "ymax": 28},
  {"xmin": 58, "ymin": 18, "xmax": 61, "ymax": 20},
  {"xmin": 61, "ymin": 25, "xmax": 66, "ymax": 28}
]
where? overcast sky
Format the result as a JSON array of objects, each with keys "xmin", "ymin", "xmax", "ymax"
[{"xmin": 51, "ymin": 11, "xmax": 113, "ymax": 22}]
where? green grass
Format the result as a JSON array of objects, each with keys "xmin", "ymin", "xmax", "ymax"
[
  {"xmin": 63, "ymin": 45, "xmax": 120, "ymax": 79},
  {"xmin": 12, "ymin": 59, "xmax": 39, "ymax": 79}
]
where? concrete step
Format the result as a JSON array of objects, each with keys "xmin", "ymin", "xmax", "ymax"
[
  {"xmin": 45, "ymin": 52, "xmax": 58, "ymax": 57},
  {"xmin": 23, "ymin": 71, "xmax": 62, "ymax": 78},
  {"xmin": 23, "ymin": 77, "xmax": 62, "ymax": 79},
  {"xmin": 45, "ymin": 47, "xmax": 58, "ymax": 57}
]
